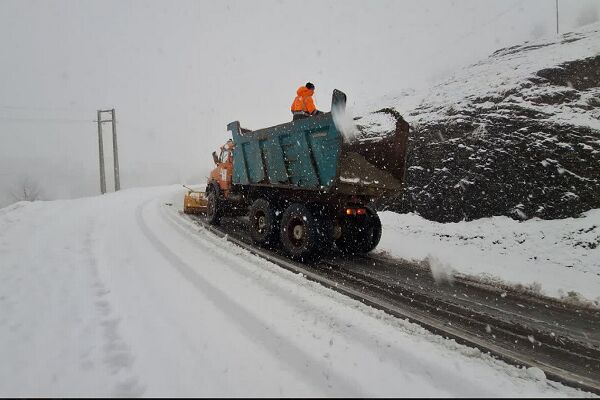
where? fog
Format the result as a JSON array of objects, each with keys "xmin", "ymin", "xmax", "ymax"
[{"xmin": 0, "ymin": 0, "xmax": 597, "ymax": 206}]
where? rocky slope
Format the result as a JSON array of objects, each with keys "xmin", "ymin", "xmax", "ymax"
[{"xmin": 356, "ymin": 23, "xmax": 600, "ymax": 222}]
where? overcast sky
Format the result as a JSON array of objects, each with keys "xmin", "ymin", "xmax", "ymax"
[{"xmin": 0, "ymin": 0, "xmax": 598, "ymax": 206}]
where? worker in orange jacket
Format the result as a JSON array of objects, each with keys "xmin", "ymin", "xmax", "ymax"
[{"xmin": 291, "ymin": 82, "xmax": 322, "ymax": 121}]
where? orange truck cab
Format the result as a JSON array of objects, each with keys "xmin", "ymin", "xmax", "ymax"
[{"xmin": 210, "ymin": 139, "xmax": 234, "ymax": 195}]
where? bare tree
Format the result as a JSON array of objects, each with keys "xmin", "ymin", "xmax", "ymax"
[{"xmin": 10, "ymin": 176, "xmax": 44, "ymax": 202}]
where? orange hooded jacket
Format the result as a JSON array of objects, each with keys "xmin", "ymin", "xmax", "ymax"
[{"xmin": 291, "ymin": 86, "xmax": 316, "ymax": 114}]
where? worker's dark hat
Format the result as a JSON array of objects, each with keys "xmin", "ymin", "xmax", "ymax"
[{"xmin": 306, "ymin": 82, "xmax": 315, "ymax": 90}]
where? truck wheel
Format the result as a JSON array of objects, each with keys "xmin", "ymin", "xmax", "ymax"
[
  {"xmin": 280, "ymin": 203, "xmax": 321, "ymax": 261},
  {"xmin": 335, "ymin": 220, "xmax": 360, "ymax": 254},
  {"xmin": 315, "ymin": 209, "xmax": 335, "ymax": 252},
  {"xmin": 206, "ymin": 191, "xmax": 222, "ymax": 225},
  {"xmin": 361, "ymin": 210, "xmax": 382, "ymax": 253},
  {"xmin": 249, "ymin": 198, "xmax": 279, "ymax": 246},
  {"xmin": 336, "ymin": 211, "xmax": 381, "ymax": 254}
]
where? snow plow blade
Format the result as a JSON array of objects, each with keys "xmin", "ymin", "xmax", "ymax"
[{"xmin": 183, "ymin": 186, "xmax": 208, "ymax": 214}]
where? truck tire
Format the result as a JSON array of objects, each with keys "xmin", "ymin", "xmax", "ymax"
[
  {"xmin": 335, "ymin": 219, "xmax": 359, "ymax": 254},
  {"xmin": 336, "ymin": 211, "xmax": 381, "ymax": 254},
  {"xmin": 361, "ymin": 210, "xmax": 382, "ymax": 253},
  {"xmin": 206, "ymin": 191, "xmax": 222, "ymax": 225},
  {"xmin": 280, "ymin": 203, "xmax": 322, "ymax": 261},
  {"xmin": 249, "ymin": 198, "xmax": 279, "ymax": 246}
]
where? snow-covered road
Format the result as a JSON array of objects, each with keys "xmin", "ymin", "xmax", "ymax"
[{"xmin": 0, "ymin": 186, "xmax": 593, "ymax": 396}]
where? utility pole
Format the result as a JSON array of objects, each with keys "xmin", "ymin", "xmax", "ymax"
[
  {"xmin": 556, "ymin": 0, "xmax": 559, "ymax": 35},
  {"xmin": 111, "ymin": 108, "xmax": 120, "ymax": 191},
  {"xmin": 97, "ymin": 110, "xmax": 106, "ymax": 194},
  {"xmin": 96, "ymin": 108, "xmax": 120, "ymax": 193}
]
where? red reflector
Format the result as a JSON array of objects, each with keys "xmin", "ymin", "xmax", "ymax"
[
  {"xmin": 356, "ymin": 208, "xmax": 366, "ymax": 215},
  {"xmin": 345, "ymin": 208, "xmax": 354, "ymax": 216}
]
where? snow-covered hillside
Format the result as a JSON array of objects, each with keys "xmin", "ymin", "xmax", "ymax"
[
  {"xmin": 356, "ymin": 22, "xmax": 600, "ymax": 222},
  {"xmin": 0, "ymin": 186, "xmax": 591, "ymax": 397}
]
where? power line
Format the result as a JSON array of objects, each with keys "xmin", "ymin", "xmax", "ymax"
[
  {"xmin": 0, "ymin": 104, "xmax": 92, "ymax": 113},
  {"xmin": 0, "ymin": 104, "xmax": 104, "ymax": 124},
  {"xmin": 0, "ymin": 116, "xmax": 94, "ymax": 124}
]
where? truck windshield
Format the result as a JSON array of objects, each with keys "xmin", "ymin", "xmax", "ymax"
[{"xmin": 219, "ymin": 150, "xmax": 230, "ymax": 163}]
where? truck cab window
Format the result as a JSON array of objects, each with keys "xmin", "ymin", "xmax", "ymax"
[{"xmin": 219, "ymin": 150, "xmax": 230, "ymax": 163}]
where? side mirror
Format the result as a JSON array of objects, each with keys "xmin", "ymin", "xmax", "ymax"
[{"xmin": 212, "ymin": 151, "xmax": 219, "ymax": 165}]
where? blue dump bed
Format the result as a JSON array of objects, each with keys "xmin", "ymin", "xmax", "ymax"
[
  {"xmin": 228, "ymin": 113, "xmax": 341, "ymax": 190},
  {"xmin": 227, "ymin": 90, "xmax": 409, "ymax": 198}
]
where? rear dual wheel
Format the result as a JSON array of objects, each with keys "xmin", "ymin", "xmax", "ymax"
[
  {"xmin": 280, "ymin": 203, "xmax": 326, "ymax": 261},
  {"xmin": 335, "ymin": 209, "xmax": 382, "ymax": 254},
  {"xmin": 248, "ymin": 198, "xmax": 280, "ymax": 246}
]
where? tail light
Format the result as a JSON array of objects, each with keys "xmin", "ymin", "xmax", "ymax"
[{"xmin": 344, "ymin": 207, "xmax": 367, "ymax": 216}]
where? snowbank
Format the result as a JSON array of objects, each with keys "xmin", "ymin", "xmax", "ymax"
[{"xmin": 378, "ymin": 209, "xmax": 600, "ymax": 305}]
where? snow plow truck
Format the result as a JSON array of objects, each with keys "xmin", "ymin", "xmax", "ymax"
[{"xmin": 189, "ymin": 89, "xmax": 409, "ymax": 260}]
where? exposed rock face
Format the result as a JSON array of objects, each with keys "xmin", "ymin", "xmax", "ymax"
[{"xmin": 356, "ymin": 25, "xmax": 600, "ymax": 222}]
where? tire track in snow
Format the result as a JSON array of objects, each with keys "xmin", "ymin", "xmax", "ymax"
[
  {"xmin": 84, "ymin": 226, "xmax": 146, "ymax": 397},
  {"xmin": 156, "ymin": 201, "xmax": 501, "ymax": 397},
  {"xmin": 135, "ymin": 199, "xmax": 363, "ymax": 396}
]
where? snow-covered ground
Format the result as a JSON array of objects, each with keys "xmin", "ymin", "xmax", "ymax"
[
  {"xmin": 0, "ymin": 185, "xmax": 593, "ymax": 397},
  {"xmin": 378, "ymin": 210, "xmax": 600, "ymax": 305}
]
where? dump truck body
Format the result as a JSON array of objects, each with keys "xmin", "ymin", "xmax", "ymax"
[
  {"xmin": 228, "ymin": 89, "xmax": 407, "ymax": 200},
  {"xmin": 198, "ymin": 89, "xmax": 409, "ymax": 261}
]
